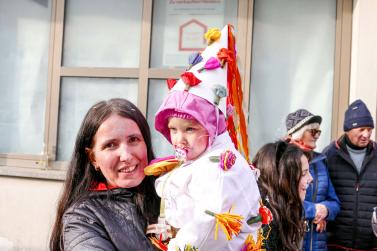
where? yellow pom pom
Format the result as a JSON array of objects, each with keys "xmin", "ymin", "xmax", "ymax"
[{"xmin": 204, "ymin": 28, "xmax": 221, "ymax": 45}]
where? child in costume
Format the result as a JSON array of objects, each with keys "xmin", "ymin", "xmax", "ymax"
[{"xmin": 145, "ymin": 25, "xmax": 261, "ymax": 251}]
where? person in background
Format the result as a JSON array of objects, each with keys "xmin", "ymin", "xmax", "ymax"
[
  {"xmin": 323, "ymin": 99, "xmax": 377, "ymax": 250},
  {"xmin": 49, "ymin": 98, "xmax": 160, "ymax": 251},
  {"xmin": 252, "ymin": 140, "xmax": 313, "ymax": 251},
  {"xmin": 285, "ymin": 109, "xmax": 340, "ymax": 251}
]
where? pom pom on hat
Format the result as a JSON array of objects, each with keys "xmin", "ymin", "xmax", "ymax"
[{"xmin": 168, "ymin": 25, "xmax": 230, "ymax": 115}]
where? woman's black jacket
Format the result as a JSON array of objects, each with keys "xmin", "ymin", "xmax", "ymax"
[{"xmin": 62, "ymin": 188, "xmax": 156, "ymax": 251}]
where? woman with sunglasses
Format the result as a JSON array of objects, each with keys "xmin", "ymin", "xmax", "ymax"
[{"xmin": 285, "ymin": 109, "xmax": 340, "ymax": 251}]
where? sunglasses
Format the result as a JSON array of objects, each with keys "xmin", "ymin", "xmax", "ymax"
[{"xmin": 307, "ymin": 129, "xmax": 321, "ymax": 137}]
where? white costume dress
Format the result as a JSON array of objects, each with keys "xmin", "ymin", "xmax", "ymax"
[{"xmin": 155, "ymin": 132, "xmax": 261, "ymax": 251}]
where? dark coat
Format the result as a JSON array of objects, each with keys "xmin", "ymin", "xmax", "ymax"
[
  {"xmin": 303, "ymin": 153, "xmax": 340, "ymax": 251},
  {"xmin": 323, "ymin": 136, "xmax": 377, "ymax": 250},
  {"xmin": 62, "ymin": 188, "xmax": 156, "ymax": 251}
]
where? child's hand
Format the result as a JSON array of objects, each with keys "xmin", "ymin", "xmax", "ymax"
[
  {"xmin": 314, "ymin": 203, "xmax": 328, "ymax": 222},
  {"xmin": 146, "ymin": 223, "xmax": 172, "ymax": 241},
  {"xmin": 315, "ymin": 219, "xmax": 327, "ymax": 233},
  {"xmin": 146, "ymin": 217, "xmax": 179, "ymax": 241}
]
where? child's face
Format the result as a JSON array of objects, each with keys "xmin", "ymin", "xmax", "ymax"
[{"xmin": 168, "ymin": 117, "xmax": 209, "ymax": 161}]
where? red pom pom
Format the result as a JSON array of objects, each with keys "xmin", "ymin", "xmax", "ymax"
[
  {"xmin": 180, "ymin": 72, "xmax": 201, "ymax": 90},
  {"xmin": 259, "ymin": 205, "xmax": 273, "ymax": 225},
  {"xmin": 166, "ymin": 79, "xmax": 177, "ymax": 90}
]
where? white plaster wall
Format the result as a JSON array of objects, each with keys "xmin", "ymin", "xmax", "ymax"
[
  {"xmin": 2, "ymin": 2, "xmax": 377, "ymax": 251},
  {"xmin": 0, "ymin": 177, "xmax": 63, "ymax": 251},
  {"xmin": 350, "ymin": 0, "xmax": 377, "ymax": 139}
]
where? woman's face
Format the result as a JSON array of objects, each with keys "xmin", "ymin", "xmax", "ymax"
[
  {"xmin": 298, "ymin": 155, "xmax": 312, "ymax": 202},
  {"xmin": 89, "ymin": 114, "xmax": 148, "ymax": 188},
  {"xmin": 168, "ymin": 117, "xmax": 209, "ymax": 161},
  {"xmin": 301, "ymin": 124, "xmax": 321, "ymax": 149}
]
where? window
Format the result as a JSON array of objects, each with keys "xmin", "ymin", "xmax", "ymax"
[
  {"xmin": 54, "ymin": 0, "xmax": 143, "ymax": 161},
  {"xmin": 57, "ymin": 77, "xmax": 138, "ymax": 160},
  {"xmin": 147, "ymin": 79, "xmax": 172, "ymax": 157},
  {"xmin": 150, "ymin": 0, "xmax": 238, "ymax": 68},
  {"xmin": 0, "ymin": 0, "xmax": 352, "ymax": 179},
  {"xmin": 248, "ymin": 0, "xmax": 337, "ymax": 156},
  {"xmin": 62, "ymin": 0, "xmax": 142, "ymax": 67},
  {"xmin": 0, "ymin": 0, "xmax": 51, "ymax": 155}
]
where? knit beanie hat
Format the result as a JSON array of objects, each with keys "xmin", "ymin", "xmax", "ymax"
[
  {"xmin": 286, "ymin": 109, "xmax": 322, "ymax": 136},
  {"xmin": 343, "ymin": 99, "xmax": 374, "ymax": 131}
]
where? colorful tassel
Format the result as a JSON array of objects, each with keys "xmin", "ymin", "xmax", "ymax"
[
  {"xmin": 247, "ymin": 201, "xmax": 273, "ymax": 225},
  {"xmin": 259, "ymin": 205, "xmax": 273, "ymax": 224},
  {"xmin": 175, "ymin": 244, "xmax": 199, "ymax": 251},
  {"xmin": 180, "ymin": 72, "xmax": 201, "ymax": 91},
  {"xmin": 197, "ymin": 57, "xmax": 221, "ymax": 72},
  {"xmin": 209, "ymin": 150, "xmax": 236, "ymax": 171},
  {"xmin": 225, "ymin": 25, "xmax": 250, "ymax": 162},
  {"xmin": 217, "ymin": 48, "xmax": 232, "ymax": 67},
  {"xmin": 240, "ymin": 231, "xmax": 266, "ymax": 251},
  {"xmin": 213, "ymin": 85, "xmax": 228, "ymax": 105},
  {"xmin": 204, "ymin": 28, "xmax": 221, "ymax": 45},
  {"xmin": 204, "ymin": 209, "xmax": 243, "ymax": 240},
  {"xmin": 188, "ymin": 52, "xmax": 203, "ymax": 70},
  {"xmin": 167, "ymin": 79, "xmax": 178, "ymax": 90},
  {"xmin": 220, "ymin": 150, "xmax": 236, "ymax": 170},
  {"xmin": 149, "ymin": 235, "xmax": 168, "ymax": 251},
  {"xmin": 226, "ymin": 104, "xmax": 234, "ymax": 117}
]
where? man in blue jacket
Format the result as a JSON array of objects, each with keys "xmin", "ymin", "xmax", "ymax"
[
  {"xmin": 286, "ymin": 109, "xmax": 340, "ymax": 251},
  {"xmin": 323, "ymin": 99, "xmax": 377, "ymax": 250}
]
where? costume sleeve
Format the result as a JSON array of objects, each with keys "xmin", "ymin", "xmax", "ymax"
[
  {"xmin": 319, "ymin": 172, "xmax": 341, "ymax": 221},
  {"xmin": 167, "ymin": 155, "xmax": 260, "ymax": 250},
  {"xmin": 63, "ymin": 209, "xmax": 116, "ymax": 251}
]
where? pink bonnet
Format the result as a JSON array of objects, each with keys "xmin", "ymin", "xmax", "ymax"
[{"xmin": 155, "ymin": 90, "xmax": 226, "ymax": 145}]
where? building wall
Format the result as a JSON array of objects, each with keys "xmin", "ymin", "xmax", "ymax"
[
  {"xmin": 0, "ymin": 177, "xmax": 62, "ymax": 251},
  {"xmin": 1, "ymin": 1, "xmax": 377, "ymax": 250},
  {"xmin": 350, "ymin": 0, "xmax": 377, "ymax": 139}
]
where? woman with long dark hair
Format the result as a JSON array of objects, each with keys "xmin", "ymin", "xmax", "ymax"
[
  {"xmin": 49, "ymin": 98, "xmax": 160, "ymax": 251},
  {"xmin": 253, "ymin": 141, "xmax": 313, "ymax": 251}
]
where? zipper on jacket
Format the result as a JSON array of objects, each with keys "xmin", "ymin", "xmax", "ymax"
[
  {"xmin": 352, "ymin": 178, "xmax": 360, "ymax": 247},
  {"xmin": 310, "ymin": 165, "xmax": 318, "ymax": 251},
  {"xmin": 310, "ymin": 223, "xmax": 313, "ymax": 251}
]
